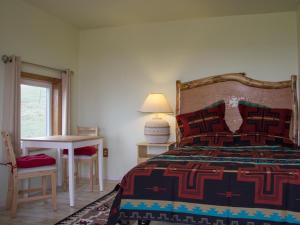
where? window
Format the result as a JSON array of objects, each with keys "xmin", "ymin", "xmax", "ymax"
[
  {"xmin": 21, "ymin": 79, "xmax": 52, "ymax": 138},
  {"xmin": 20, "ymin": 72, "xmax": 62, "ymax": 137}
]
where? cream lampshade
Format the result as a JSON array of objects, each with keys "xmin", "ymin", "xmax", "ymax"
[{"xmin": 139, "ymin": 93, "xmax": 173, "ymax": 144}]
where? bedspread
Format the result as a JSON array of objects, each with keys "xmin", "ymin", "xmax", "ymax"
[{"xmin": 107, "ymin": 146, "xmax": 300, "ymax": 225}]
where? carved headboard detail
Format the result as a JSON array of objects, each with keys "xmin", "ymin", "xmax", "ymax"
[{"xmin": 176, "ymin": 73, "xmax": 298, "ymax": 144}]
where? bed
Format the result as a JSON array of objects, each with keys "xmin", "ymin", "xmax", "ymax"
[{"xmin": 107, "ymin": 73, "xmax": 300, "ymax": 225}]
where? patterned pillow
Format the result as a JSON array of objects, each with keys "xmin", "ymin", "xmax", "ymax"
[
  {"xmin": 233, "ymin": 133, "xmax": 296, "ymax": 148},
  {"xmin": 179, "ymin": 132, "xmax": 234, "ymax": 147},
  {"xmin": 236, "ymin": 101, "xmax": 292, "ymax": 138},
  {"xmin": 176, "ymin": 100, "xmax": 231, "ymax": 138},
  {"xmin": 179, "ymin": 132, "xmax": 296, "ymax": 148}
]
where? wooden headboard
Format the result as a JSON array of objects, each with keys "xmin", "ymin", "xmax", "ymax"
[{"xmin": 176, "ymin": 73, "xmax": 298, "ymax": 144}]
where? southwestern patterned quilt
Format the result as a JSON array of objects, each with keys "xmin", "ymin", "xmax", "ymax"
[{"xmin": 107, "ymin": 133, "xmax": 300, "ymax": 225}]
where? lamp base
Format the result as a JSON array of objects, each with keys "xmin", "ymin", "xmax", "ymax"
[{"xmin": 144, "ymin": 117, "xmax": 170, "ymax": 144}]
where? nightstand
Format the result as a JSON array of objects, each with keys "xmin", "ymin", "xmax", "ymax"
[{"xmin": 137, "ymin": 141, "xmax": 176, "ymax": 164}]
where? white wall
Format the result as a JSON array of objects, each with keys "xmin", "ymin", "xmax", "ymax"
[
  {"xmin": 78, "ymin": 12, "xmax": 298, "ymax": 180},
  {"xmin": 0, "ymin": 0, "xmax": 79, "ymax": 206}
]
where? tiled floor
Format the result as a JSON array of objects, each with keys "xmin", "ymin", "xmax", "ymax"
[
  {"xmin": 0, "ymin": 179, "xmax": 183, "ymax": 225},
  {"xmin": 0, "ymin": 180, "xmax": 118, "ymax": 225}
]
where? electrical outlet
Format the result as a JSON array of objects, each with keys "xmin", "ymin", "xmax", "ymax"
[{"xmin": 103, "ymin": 148, "xmax": 108, "ymax": 157}]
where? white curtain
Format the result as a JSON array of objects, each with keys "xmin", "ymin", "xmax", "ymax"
[
  {"xmin": 2, "ymin": 56, "xmax": 21, "ymax": 155},
  {"xmin": 62, "ymin": 69, "xmax": 72, "ymax": 135}
]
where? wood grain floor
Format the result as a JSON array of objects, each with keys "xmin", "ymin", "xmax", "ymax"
[{"xmin": 0, "ymin": 179, "xmax": 119, "ymax": 225}]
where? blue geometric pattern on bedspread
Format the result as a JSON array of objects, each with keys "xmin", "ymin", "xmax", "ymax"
[{"xmin": 121, "ymin": 200, "xmax": 300, "ymax": 224}]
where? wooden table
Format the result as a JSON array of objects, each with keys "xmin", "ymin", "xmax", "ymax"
[{"xmin": 21, "ymin": 135, "xmax": 104, "ymax": 207}]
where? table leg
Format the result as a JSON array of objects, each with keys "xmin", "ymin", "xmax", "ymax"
[
  {"xmin": 68, "ymin": 147, "xmax": 75, "ymax": 206},
  {"xmin": 56, "ymin": 148, "xmax": 62, "ymax": 186},
  {"xmin": 98, "ymin": 140, "xmax": 104, "ymax": 191}
]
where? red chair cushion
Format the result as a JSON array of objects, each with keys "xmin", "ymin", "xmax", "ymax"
[
  {"xmin": 16, "ymin": 154, "xmax": 56, "ymax": 169},
  {"xmin": 63, "ymin": 146, "xmax": 97, "ymax": 156}
]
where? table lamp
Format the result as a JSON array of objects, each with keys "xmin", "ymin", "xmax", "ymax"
[{"xmin": 139, "ymin": 93, "xmax": 173, "ymax": 143}]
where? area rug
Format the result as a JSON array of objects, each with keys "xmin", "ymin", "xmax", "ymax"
[{"xmin": 55, "ymin": 186, "xmax": 119, "ymax": 225}]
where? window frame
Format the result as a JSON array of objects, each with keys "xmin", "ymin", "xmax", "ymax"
[
  {"xmin": 20, "ymin": 72, "xmax": 62, "ymax": 136},
  {"xmin": 21, "ymin": 78, "xmax": 53, "ymax": 137}
]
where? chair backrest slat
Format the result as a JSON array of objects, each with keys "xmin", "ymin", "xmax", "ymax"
[{"xmin": 1, "ymin": 131, "xmax": 17, "ymax": 168}]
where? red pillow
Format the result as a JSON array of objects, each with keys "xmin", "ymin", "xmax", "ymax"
[
  {"xmin": 236, "ymin": 101, "xmax": 292, "ymax": 138},
  {"xmin": 176, "ymin": 100, "xmax": 231, "ymax": 138}
]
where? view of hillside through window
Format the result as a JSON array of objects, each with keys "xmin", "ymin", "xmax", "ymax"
[{"xmin": 21, "ymin": 84, "xmax": 50, "ymax": 138}]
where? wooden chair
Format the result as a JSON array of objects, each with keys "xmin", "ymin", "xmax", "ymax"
[
  {"xmin": 63, "ymin": 126, "xmax": 99, "ymax": 191},
  {"xmin": 1, "ymin": 131, "xmax": 57, "ymax": 217}
]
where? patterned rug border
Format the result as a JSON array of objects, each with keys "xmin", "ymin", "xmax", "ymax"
[{"xmin": 54, "ymin": 185, "xmax": 120, "ymax": 225}]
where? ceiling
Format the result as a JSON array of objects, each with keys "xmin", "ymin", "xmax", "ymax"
[{"xmin": 23, "ymin": 0, "xmax": 300, "ymax": 29}]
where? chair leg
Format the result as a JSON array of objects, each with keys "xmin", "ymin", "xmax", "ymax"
[
  {"xmin": 42, "ymin": 176, "xmax": 47, "ymax": 195},
  {"xmin": 21, "ymin": 178, "xmax": 30, "ymax": 198},
  {"xmin": 28, "ymin": 178, "xmax": 31, "ymax": 197},
  {"xmin": 63, "ymin": 159, "xmax": 67, "ymax": 191},
  {"xmin": 6, "ymin": 173, "xmax": 13, "ymax": 210},
  {"xmin": 11, "ymin": 176, "xmax": 18, "ymax": 218},
  {"xmin": 51, "ymin": 172, "xmax": 57, "ymax": 211},
  {"xmin": 42, "ymin": 176, "xmax": 47, "ymax": 203},
  {"xmin": 89, "ymin": 159, "xmax": 94, "ymax": 192},
  {"xmin": 95, "ymin": 155, "xmax": 99, "ymax": 183},
  {"xmin": 76, "ymin": 160, "xmax": 80, "ymax": 185}
]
